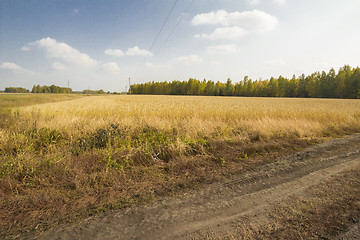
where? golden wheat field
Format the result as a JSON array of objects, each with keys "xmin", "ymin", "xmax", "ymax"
[
  {"xmin": 12, "ymin": 95, "xmax": 360, "ymax": 139},
  {"xmin": 1, "ymin": 94, "xmax": 360, "ymax": 238}
]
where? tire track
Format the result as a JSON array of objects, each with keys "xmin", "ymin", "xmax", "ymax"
[{"xmin": 34, "ymin": 134, "xmax": 360, "ymax": 240}]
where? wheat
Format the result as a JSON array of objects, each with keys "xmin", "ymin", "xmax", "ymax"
[{"xmin": 14, "ymin": 95, "xmax": 360, "ymax": 140}]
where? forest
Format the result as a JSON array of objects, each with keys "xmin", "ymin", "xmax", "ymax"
[
  {"xmin": 3, "ymin": 85, "xmax": 110, "ymax": 94},
  {"xmin": 4, "ymin": 87, "xmax": 29, "ymax": 93},
  {"xmin": 31, "ymin": 84, "xmax": 73, "ymax": 94},
  {"xmin": 130, "ymin": 65, "xmax": 360, "ymax": 99}
]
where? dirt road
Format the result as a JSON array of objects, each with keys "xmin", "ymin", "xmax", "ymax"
[{"xmin": 34, "ymin": 134, "xmax": 360, "ymax": 240}]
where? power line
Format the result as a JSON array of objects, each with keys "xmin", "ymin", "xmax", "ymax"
[
  {"xmin": 134, "ymin": 0, "xmax": 178, "ymax": 76},
  {"xmin": 154, "ymin": 0, "xmax": 196, "ymax": 56},
  {"xmin": 148, "ymin": 0, "xmax": 178, "ymax": 53}
]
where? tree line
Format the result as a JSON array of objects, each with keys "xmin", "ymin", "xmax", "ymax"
[
  {"xmin": 3, "ymin": 85, "xmax": 113, "ymax": 94},
  {"xmin": 4, "ymin": 87, "xmax": 30, "ymax": 93},
  {"xmin": 31, "ymin": 85, "xmax": 73, "ymax": 94},
  {"xmin": 130, "ymin": 65, "xmax": 360, "ymax": 99}
]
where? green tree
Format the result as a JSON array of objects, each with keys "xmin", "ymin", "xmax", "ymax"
[
  {"xmin": 225, "ymin": 78, "xmax": 235, "ymax": 96},
  {"xmin": 205, "ymin": 80, "xmax": 215, "ymax": 96},
  {"xmin": 31, "ymin": 85, "xmax": 37, "ymax": 93},
  {"xmin": 267, "ymin": 77, "xmax": 279, "ymax": 97}
]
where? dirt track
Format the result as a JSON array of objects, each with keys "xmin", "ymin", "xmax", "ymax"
[{"xmin": 34, "ymin": 134, "xmax": 360, "ymax": 240}]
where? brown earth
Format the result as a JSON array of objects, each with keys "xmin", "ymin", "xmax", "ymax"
[{"xmin": 20, "ymin": 134, "xmax": 360, "ymax": 240}]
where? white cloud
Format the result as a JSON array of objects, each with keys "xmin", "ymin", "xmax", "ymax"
[
  {"xmin": 102, "ymin": 62, "xmax": 121, "ymax": 74},
  {"xmin": 248, "ymin": 0, "xmax": 260, "ymax": 5},
  {"xmin": 30, "ymin": 37, "xmax": 97, "ymax": 67},
  {"xmin": 192, "ymin": 10, "xmax": 228, "ymax": 26},
  {"xmin": 0, "ymin": 62, "xmax": 23, "ymax": 71},
  {"xmin": 0, "ymin": 62, "xmax": 34, "ymax": 74},
  {"xmin": 192, "ymin": 10, "xmax": 278, "ymax": 32},
  {"xmin": 175, "ymin": 55, "xmax": 203, "ymax": 64},
  {"xmin": 51, "ymin": 62, "xmax": 67, "ymax": 71},
  {"xmin": 126, "ymin": 46, "xmax": 153, "ymax": 56},
  {"xmin": 20, "ymin": 46, "xmax": 31, "ymax": 51},
  {"xmin": 273, "ymin": 0, "xmax": 286, "ymax": 6},
  {"xmin": 105, "ymin": 46, "xmax": 153, "ymax": 57},
  {"xmin": 104, "ymin": 49, "xmax": 125, "ymax": 57},
  {"xmin": 73, "ymin": 9, "xmax": 79, "ymax": 14},
  {"xmin": 206, "ymin": 44, "xmax": 239, "ymax": 54},
  {"xmin": 196, "ymin": 26, "xmax": 247, "ymax": 40}
]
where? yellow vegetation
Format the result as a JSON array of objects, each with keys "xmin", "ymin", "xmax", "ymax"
[
  {"xmin": 1, "ymin": 94, "xmax": 360, "ymax": 238},
  {"xmin": 15, "ymin": 95, "xmax": 360, "ymax": 140}
]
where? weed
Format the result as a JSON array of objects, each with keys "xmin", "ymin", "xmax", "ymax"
[{"xmin": 1, "ymin": 95, "xmax": 360, "ymax": 239}]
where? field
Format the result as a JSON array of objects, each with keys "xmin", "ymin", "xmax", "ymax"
[{"xmin": 1, "ymin": 94, "xmax": 360, "ymax": 238}]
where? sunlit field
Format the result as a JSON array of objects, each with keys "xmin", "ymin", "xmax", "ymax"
[
  {"xmin": 1, "ymin": 94, "xmax": 360, "ymax": 237},
  {"xmin": 13, "ymin": 95, "xmax": 360, "ymax": 138}
]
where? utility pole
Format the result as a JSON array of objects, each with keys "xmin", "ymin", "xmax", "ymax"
[
  {"xmin": 128, "ymin": 77, "xmax": 131, "ymax": 95},
  {"xmin": 67, "ymin": 81, "xmax": 70, "ymax": 88}
]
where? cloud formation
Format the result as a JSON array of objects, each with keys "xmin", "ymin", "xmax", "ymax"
[
  {"xmin": 0, "ymin": 62, "xmax": 34, "ymax": 74},
  {"xmin": 192, "ymin": 9, "xmax": 278, "ymax": 40},
  {"xmin": 0, "ymin": 62, "xmax": 24, "ymax": 71},
  {"xmin": 105, "ymin": 46, "xmax": 153, "ymax": 57},
  {"xmin": 192, "ymin": 9, "xmax": 278, "ymax": 32},
  {"xmin": 51, "ymin": 62, "xmax": 67, "ymax": 71},
  {"xmin": 196, "ymin": 27, "xmax": 247, "ymax": 40},
  {"xmin": 30, "ymin": 37, "xmax": 97, "ymax": 67},
  {"xmin": 102, "ymin": 62, "xmax": 121, "ymax": 74},
  {"xmin": 175, "ymin": 55, "xmax": 202, "ymax": 64}
]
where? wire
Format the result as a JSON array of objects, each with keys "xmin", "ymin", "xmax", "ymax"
[
  {"xmin": 134, "ymin": 0, "xmax": 178, "ymax": 76},
  {"xmin": 154, "ymin": 0, "xmax": 196, "ymax": 56},
  {"xmin": 148, "ymin": 0, "xmax": 178, "ymax": 53}
]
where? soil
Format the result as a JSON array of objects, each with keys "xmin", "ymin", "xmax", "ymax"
[{"xmin": 27, "ymin": 134, "xmax": 360, "ymax": 240}]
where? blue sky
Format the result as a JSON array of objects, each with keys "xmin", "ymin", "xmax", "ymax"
[{"xmin": 1, "ymin": 0, "xmax": 360, "ymax": 92}]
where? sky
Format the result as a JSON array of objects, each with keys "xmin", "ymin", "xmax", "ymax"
[{"xmin": 1, "ymin": 0, "xmax": 360, "ymax": 92}]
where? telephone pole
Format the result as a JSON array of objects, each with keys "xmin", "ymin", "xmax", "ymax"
[{"xmin": 128, "ymin": 77, "xmax": 131, "ymax": 95}]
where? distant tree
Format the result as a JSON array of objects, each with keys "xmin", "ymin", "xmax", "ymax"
[
  {"xmin": 286, "ymin": 75, "xmax": 298, "ymax": 97},
  {"xmin": 30, "ymin": 84, "xmax": 72, "ymax": 94},
  {"xmin": 129, "ymin": 65, "xmax": 360, "ymax": 99},
  {"xmin": 326, "ymin": 68, "xmax": 336, "ymax": 98},
  {"xmin": 306, "ymin": 74, "xmax": 317, "ymax": 98},
  {"xmin": 352, "ymin": 67, "xmax": 360, "ymax": 98},
  {"xmin": 205, "ymin": 80, "xmax": 215, "ymax": 96},
  {"xmin": 277, "ymin": 76, "xmax": 288, "ymax": 97},
  {"xmin": 225, "ymin": 78, "xmax": 235, "ymax": 96},
  {"xmin": 267, "ymin": 77, "xmax": 279, "ymax": 97},
  {"xmin": 4, "ymin": 87, "xmax": 29, "ymax": 93}
]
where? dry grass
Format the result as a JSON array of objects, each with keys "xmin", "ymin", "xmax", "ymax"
[
  {"xmin": 0, "ymin": 93, "xmax": 82, "ymax": 113},
  {"xmin": 14, "ymin": 95, "xmax": 360, "ymax": 139},
  {"xmin": 1, "ymin": 95, "xmax": 360, "ymax": 238}
]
